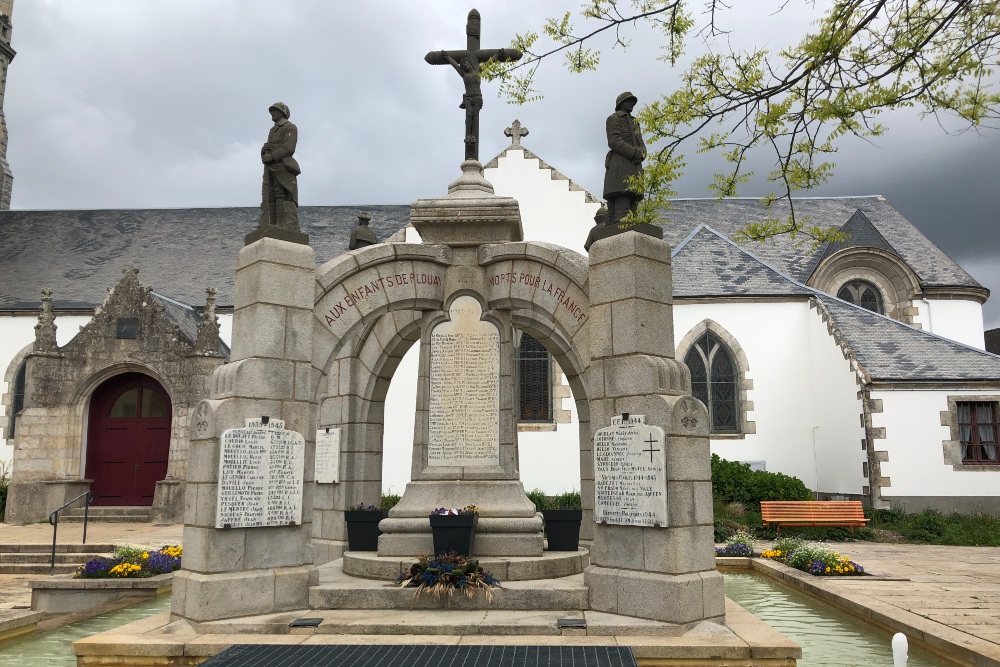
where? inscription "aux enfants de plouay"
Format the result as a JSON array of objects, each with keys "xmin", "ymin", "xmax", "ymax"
[
  {"xmin": 323, "ymin": 272, "xmax": 443, "ymax": 325},
  {"xmin": 489, "ymin": 271, "xmax": 587, "ymax": 325}
]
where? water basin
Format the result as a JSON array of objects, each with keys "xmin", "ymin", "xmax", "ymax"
[
  {"xmin": 0, "ymin": 596, "xmax": 169, "ymax": 667},
  {"xmin": 725, "ymin": 572, "xmax": 952, "ymax": 667}
]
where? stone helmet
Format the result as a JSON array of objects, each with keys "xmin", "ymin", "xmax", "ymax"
[
  {"xmin": 595, "ymin": 205, "xmax": 609, "ymax": 226},
  {"xmin": 268, "ymin": 102, "xmax": 290, "ymax": 119},
  {"xmin": 615, "ymin": 91, "xmax": 637, "ymax": 110}
]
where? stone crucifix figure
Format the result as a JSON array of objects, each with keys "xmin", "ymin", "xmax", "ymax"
[{"xmin": 425, "ymin": 9, "xmax": 521, "ymax": 161}]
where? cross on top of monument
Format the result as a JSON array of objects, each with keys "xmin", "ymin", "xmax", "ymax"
[
  {"xmin": 425, "ymin": 9, "xmax": 522, "ymax": 162},
  {"xmin": 505, "ymin": 120, "xmax": 529, "ymax": 147}
]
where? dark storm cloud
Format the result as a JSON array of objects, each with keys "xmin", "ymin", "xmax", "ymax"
[{"xmin": 6, "ymin": 1, "xmax": 999, "ymax": 325}]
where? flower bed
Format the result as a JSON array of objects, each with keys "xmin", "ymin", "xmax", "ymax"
[
  {"xmin": 715, "ymin": 529, "xmax": 755, "ymax": 557},
  {"xmin": 761, "ymin": 538, "xmax": 865, "ymax": 576},
  {"xmin": 396, "ymin": 551, "xmax": 500, "ymax": 602},
  {"xmin": 76, "ymin": 544, "xmax": 182, "ymax": 579}
]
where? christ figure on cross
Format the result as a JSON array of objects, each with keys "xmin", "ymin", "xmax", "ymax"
[{"xmin": 425, "ymin": 9, "xmax": 521, "ymax": 161}]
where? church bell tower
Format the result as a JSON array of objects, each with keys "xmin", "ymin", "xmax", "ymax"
[{"xmin": 0, "ymin": 0, "xmax": 16, "ymax": 209}]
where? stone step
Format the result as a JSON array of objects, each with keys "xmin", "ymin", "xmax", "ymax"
[
  {"xmin": 0, "ymin": 563, "xmax": 83, "ymax": 575},
  {"xmin": 0, "ymin": 552, "xmax": 110, "ymax": 565},
  {"xmin": 0, "ymin": 543, "xmax": 116, "ymax": 554},
  {"xmin": 196, "ymin": 608, "xmax": 688, "ymax": 638},
  {"xmin": 61, "ymin": 506, "xmax": 152, "ymax": 523},
  {"xmin": 342, "ymin": 549, "xmax": 589, "ymax": 582},
  {"xmin": 309, "ymin": 560, "xmax": 590, "ymax": 612}
]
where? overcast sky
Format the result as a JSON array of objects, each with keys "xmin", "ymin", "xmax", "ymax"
[{"xmin": 6, "ymin": 1, "xmax": 999, "ymax": 328}]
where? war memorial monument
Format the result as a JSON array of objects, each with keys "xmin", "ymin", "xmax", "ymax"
[{"xmin": 81, "ymin": 10, "xmax": 799, "ymax": 666}]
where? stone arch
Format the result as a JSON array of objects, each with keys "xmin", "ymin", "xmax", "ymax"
[
  {"xmin": 1, "ymin": 342, "xmax": 33, "ymax": 441},
  {"xmin": 676, "ymin": 319, "xmax": 755, "ymax": 437},
  {"xmin": 309, "ymin": 241, "xmax": 596, "ymax": 555},
  {"xmin": 808, "ymin": 247, "xmax": 922, "ymax": 323}
]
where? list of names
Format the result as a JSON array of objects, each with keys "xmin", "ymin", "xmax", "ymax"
[{"xmin": 594, "ymin": 415, "xmax": 668, "ymax": 527}]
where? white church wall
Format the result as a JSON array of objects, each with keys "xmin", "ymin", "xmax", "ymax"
[
  {"xmin": 871, "ymin": 388, "xmax": 1000, "ymax": 502},
  {"xmin": 804, "ymin": 305, "xmax": 869, "ymax": 496},
  {"xmin": 671, "ymin": 300, "xmax": 866, "ymax": 495},
  {"xmin": 0, "ymin": 314, "xmax": 92, "ymax": 466},
  {"xmin": 911, "ymin": 299, "xmax": 986, "ymax": 350},
  {"xmin": 486, "ymin": 149, "xmax": 601, "ymax": 256}
]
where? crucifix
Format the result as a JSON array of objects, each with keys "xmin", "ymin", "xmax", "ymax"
[
  {"xmin": 643, "ymin": 434, "xmax": 661, "ymax": 463},
  {"xmin": 425, "ymin": 9, "xmax": 522, "ymax": 161}
]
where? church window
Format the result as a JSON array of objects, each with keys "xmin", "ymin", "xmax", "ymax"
[
  {"xmin": 7, "ymin": 361, "xmax": 25, "ymax": 439},
  {"xmin": 957, "ymin": 401, "xmax": 999, "ymax": 465},
  {"xmin": 515, "ymin": 332, "xmax": 552, "ymax": 422},
  {"xmin": 684, "ymin": 333, "xmax": 739, "ymax": 434},
  {"xmin": 109, "ymin": 389, "xmax": 140, "ymax": 418},
  {"xmin": 837, "ymin": 280, "xmax": 884, "ymax": 314}
]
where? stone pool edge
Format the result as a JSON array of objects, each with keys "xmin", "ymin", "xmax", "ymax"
[{"xmin": 717, "ymin": 557, "xmax": 1000, "ymax": 667}]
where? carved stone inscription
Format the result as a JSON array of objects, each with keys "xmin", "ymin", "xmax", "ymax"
[
  {"xmin": 315, "ymin": 427, "xmax": 341, "ymax": 484},
  {"xmin": 428, "ymin": 295, "xmax": 501, "ymax": 466},
  {"xmin": 216, "ymin": 418, "xmax": 304, "ymax": 528},
  {"xmin": 594, "ymin": 415, "xmax": 668, "ymax": 527}
]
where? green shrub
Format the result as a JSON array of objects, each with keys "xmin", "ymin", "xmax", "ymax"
[
  {"xmin": 380, "ymin": 492, "xmax": 401, "ymax": 511},
  {"xmin": 551, "ymin": 490, "xmax": 581, "ymax": 510},
  {"xmin": 526, "ymin": 488, "xmax": 547, "ymax": 512},
  {"xmin": 711, "ymin": 455, "xmax": 812, "ymax": 505}
]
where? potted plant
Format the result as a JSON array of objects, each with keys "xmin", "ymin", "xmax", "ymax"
[
  {"xmin": 344, "ymin": 502, "xmax": 386, "ymax": 552},
  {"xmin": 429, "ymin": 505, "xmax": 479, "ymax": 557},
  {"xmin": 541, "ymin": 490, "xmax": 582, "ymax": 552}
]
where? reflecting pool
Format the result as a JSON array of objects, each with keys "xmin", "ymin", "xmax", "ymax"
[
  {"xmin": 0, "ymin": 597, "xmax": 169, "ymax": 667},
  {"xmin": 725, "ymin": 572, "xmax": 952, "ymax": 667}
]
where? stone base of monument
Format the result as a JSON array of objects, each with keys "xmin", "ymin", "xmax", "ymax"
[
  {"xmin": 342, "ymin": 549, "xmax": 588, "ymax": 581},
  {"xmin": 377, "ymin": 481, "xmax": 544, "ymax": 557}
]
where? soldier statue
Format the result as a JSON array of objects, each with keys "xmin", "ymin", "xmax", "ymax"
[
  {"xmin": 259, "ymin": 102, "xmax": 301, "ymax": 231},
  {"xmin": 603, "ymin": 91, "xmax": 646, "ymax": 226},
  {"xmin": 349, "ymin": 212, "xmax": 379, "ymax": 250}
]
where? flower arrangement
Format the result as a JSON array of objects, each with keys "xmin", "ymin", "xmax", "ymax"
[
  {"xmin": 715, "ymin": 529, "xmax": 755, "ymax": 557},
  {"xmin": 396, "ymin": 551, "xmax": 500, "ymax": 602},
  {"xmin": 762, "ymin": 538, "xmax": 865, "ymax": 576},
  {"xmin": 346, "ymin": 502, "xmax": 382, "ymax": 512},
  {"xmin": 431, "ymin": 505, "xmax": 478, "ymax": 515},
  {"xmin": 76, "ymin": 544, "xmax": 182, "ymax": 579}
]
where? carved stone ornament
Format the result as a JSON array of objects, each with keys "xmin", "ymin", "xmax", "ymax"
[{"xmin": 33, "ymin": 287, "xmax": 59, "ymax": 354}]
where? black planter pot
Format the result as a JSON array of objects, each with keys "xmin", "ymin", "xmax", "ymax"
[
  {"xmin": 345, "ymin": 510, "xmax": 386, "ymax": 551},
  {"xmin": 429, "ymin": 513, "xmax": 478, "ymax": 557},
  {"xmin": 542, "ymin": 509, "xmax": 582, "ymax": 551}
]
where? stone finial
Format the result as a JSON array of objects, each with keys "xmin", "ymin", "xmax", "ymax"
[
  {"xmin": 194, "ymin": 287, "xmax": 223, "ymax": 357},
  {"xmin": 34, "ymin": 287, "xmax": 59, "ymax": 354},
  {"xmin": 504, "ymin": 120, "xmax": 529, "ymax": 147}
]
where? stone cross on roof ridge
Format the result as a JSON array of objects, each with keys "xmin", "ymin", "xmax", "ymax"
[{"xmin": 505, "ymin": 119, "xmax": 529, "ymax": 147}]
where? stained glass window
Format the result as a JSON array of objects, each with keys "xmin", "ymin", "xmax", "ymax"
[
  {"xmin": 515, "ymin": 332, "xmax": 552, "ymax": 422},
  {"xmin": 837, "ymin": 280, "xmax": 884, "ymax": 315},
  {"xmin": 683, "ymin": 333, "xmax": 740, "ymax": 433}
]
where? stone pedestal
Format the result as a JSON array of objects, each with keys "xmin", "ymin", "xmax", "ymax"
[
  {"xmin": 583, "ymin": 231, "xmax": 725, "ymax": 625},
  {"xmin": 171, "ymin": 238, "xmax": 318, "ymax": 623},
  {"xmin": 377, "ymin": 162, "xmax": 542, "ymax": 557}
]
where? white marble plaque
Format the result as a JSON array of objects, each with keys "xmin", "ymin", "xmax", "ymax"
[
  {"xmin": 315, "ymin": 427, "xmax": 341, "ymax": 484},
  {"xmin": 216, "ymin": 418, "xmax": 305, "ymax": 529},
  {"xmin": 428, "ymin": 295, "xmax": 501, "ymax": 467},
  {"xmin": 594, "ymin": 415, "xmax": 668, "ymax": 527}
]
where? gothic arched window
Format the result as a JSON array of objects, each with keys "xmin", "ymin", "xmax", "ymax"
[
  {"xmin": 837, "ymin": 279, "xmax": 885, "ymax": 314},
  {"xmin": 684, "ymin": 333, "xmax": 739, "ymax": 434},
  {"xmin": 515, "ymin": 332, "xmax": 552, "ymax": 422},
  {"xmin": 7, "ymin": 361, "xmax": 25, "ymax": 439}
]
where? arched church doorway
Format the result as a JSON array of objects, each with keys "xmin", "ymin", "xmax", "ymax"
[{"xmin": 85, "ymin": 373, "xmax": 171, "ymax": 506}]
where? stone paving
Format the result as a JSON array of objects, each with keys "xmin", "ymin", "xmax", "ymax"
[{"xmin": 1, "ymin": 523, "xmax": 998, "ymax": 665}]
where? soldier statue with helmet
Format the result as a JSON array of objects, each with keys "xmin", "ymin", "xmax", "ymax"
[{"xmin": 259, "ymin": 101, "xmax": 301, "ymax": 232}]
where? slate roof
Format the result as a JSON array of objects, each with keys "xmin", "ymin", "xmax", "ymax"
[
  {"xmin": 149, "ymin": 291, "xmax": 230, "ymax": 358},
  {"xmin": 672, "ymin": 226, "xmax": 1000, "ymax": 382},
  {"xmin": 0, "ymin": 206, "xmax": 410, "ymax": 310},
  {"xmin": 659, "ymin": 196, "xmax": 982, "ymax": 290}
]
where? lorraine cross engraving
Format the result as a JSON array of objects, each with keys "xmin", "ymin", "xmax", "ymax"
[
  {"xmin": 425, "ymin": 9, "xmax": 522, "ymax": 161},
  {"xmin": 216, "ymin": 418, "xmax": 305, "ymax": 529},
  {"xmin": 594, "ymin": 414, "xmax": 668, "ymax": 527}
]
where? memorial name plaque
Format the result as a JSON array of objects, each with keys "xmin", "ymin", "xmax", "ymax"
[
  {"xmin": 216, "ymin": 418, "xmax": 305, "ymax": 529},
  {"xmin": 428, "ymin": 295, "xmax": 501, "ymax": 467},
  {"xmin": 594, "ymin": 414, "xmax": 668, "ymax": 527},
  {"xmin": 315, "ymin": 427, "xmax": 341, "ymax": 484}
]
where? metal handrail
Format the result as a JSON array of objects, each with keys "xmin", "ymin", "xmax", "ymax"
[{"xmin": 48, "ymin": 490, "xmax": 94, "ymax": 574}]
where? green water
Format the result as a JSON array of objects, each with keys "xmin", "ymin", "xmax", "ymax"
[
  {"xmin": 725, "ymin": 572, "xmax": 951, "ymax": 667},
  {"xmin": 0, "ymin": 596, "xmax": 170, "ymax": 667},
  {"xmin": 0, "ymin": 577, "xmax": 957, "ymax": 666}
]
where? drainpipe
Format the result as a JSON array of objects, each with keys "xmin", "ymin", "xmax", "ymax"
[{"xmin": 811, "ymin": 425, "xmax": 820, "ymax": 500}]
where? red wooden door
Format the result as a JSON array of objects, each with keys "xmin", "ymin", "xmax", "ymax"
[{"xmin": 86, "ymin": 373, "xmax": 172, "ymax": 506}]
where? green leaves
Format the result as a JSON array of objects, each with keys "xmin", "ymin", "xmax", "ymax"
[{"xmin": 490, "ymin": 0, "xmax": 1000, "ymax": 242}]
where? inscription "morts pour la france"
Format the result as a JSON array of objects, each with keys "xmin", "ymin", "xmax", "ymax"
[
  {"xmin": 323, "ymin": 272, "xmax": 443, "ymax": 325},
  {"xmin": 489, "ymin": 271, "xmax": 587, "ymax": 325}
]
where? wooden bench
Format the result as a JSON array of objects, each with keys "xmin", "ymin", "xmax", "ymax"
[{"xmin": 760, "ymin": 500, "xmax": 869, "ymax": 534}]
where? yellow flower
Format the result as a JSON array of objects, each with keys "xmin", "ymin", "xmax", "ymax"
[
  {"xmin": 142, "ymin": 552, "xmax": 149, "ymax": 559},
  {"xmin": 825, "ymin": 567, "xmax": 831, "ymax": 573}
]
